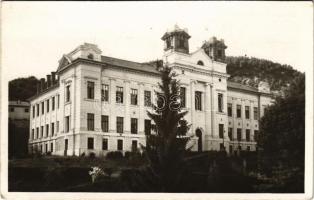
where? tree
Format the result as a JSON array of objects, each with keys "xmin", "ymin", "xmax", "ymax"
[
  {"xmin": 125, "ymin": 65, "xmax": 191, "ymax": 192},
  {"xmin": 257, "ymin": 73, "xmax": 305, "ymax": 192},
  {"xmin": 9, "ymin": 76, "xmax": 39, "ymax": 101}
]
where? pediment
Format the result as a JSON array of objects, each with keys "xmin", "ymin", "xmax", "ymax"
[
  {"xmin": 189, "ymin": 48, "xmax": 213, "ymax": 67},
  {"xmin": 57, "ymin": 55, "xmax": 72, "ymax": 71}
]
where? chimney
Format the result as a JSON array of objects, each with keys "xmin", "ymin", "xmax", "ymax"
[
  {"xmin": 36, "ymin": 81, "xmax": 41, "ymax": 94},
  {"xmin": 51, "ymin": 72, "xmax": 56, "ymax": 85},
  {"xmin": 40, "ymin": 78, "xmax": 45, "ymax": 91},
  {"xmin": 47, "ymin": 75, "xmax": 51, "ymax": 88}
]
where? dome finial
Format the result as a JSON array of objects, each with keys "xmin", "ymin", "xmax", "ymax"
[{"xmin": 174, "ymin": 23, "xmax": 180, "ymax": 30}]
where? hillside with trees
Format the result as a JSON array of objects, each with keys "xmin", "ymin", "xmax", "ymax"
[
  {"xmin": 226, "ymin": 56, "xmax": 302, "ymax": 95},
  {"xmin": 9, "ymin": 76, "xmax": 39, "ymax": 101}
]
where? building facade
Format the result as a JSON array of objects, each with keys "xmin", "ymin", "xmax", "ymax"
[
  {"xmin": 9, "ymin": 100, "xmax": 30, "ymax": 158},
  {"xmin": 9, "ymin": 100, "xmax": 30, "ymax": 121},
  {"xmin": 28, "ymin": 26, "xmax": 273, "ymax": 156}
]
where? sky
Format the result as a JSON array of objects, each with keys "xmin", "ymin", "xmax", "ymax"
[{"xmin": 2, "ymin": 1, "xmax": 313, "ymax": 81}]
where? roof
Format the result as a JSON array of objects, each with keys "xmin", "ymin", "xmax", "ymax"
[
  {"xmin": 9, "ymin": 101, "xmax": 30, "ymax": 107},
  {"xmin": 227, "ymin": 81, "xmax": 259, "ymax": 93},
  {"xmin": 100, "ymin": 56, "xmax": 160, "ymax": 75},
  {"xmin": 161, "ymin": 25, "xmax": 191, "ymax": 40}
]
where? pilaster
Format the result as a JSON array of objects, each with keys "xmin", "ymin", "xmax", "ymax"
[
  {"xmin": 109, "ymin": 78, "xmax": 116, "ymax": 133},
  {"xmin": 124, "ymin": 80, "xmax": 131, "ymax": 134}
]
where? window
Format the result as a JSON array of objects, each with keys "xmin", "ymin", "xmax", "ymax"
[
  {"xmin": 131, "ymin": 118, "xmax": 138, "ymax": 134},
  {"xmin": 56, "ymin": 121, "xmax": 59, "ymax": 132},
  {"xmin": 52, "ymin": 97, "xmax": 55, "ymax": 110},
  {"xmin": 51, "ymin": 123, "xmax": 54, "ymax": 136},
  {"xmin": 166, "ymin": 38, "xmax": 171, "ymax": 49},
  {"xmin": 36, "ymin": 127, "xmax": 39, "ymax": 139},
  {"xmin": 46, "ymin": 99, "xmax": 49, "ymax": 112},
  {"xmin": 65, "ymin": 116, "xmax": 70, "ymax": 133},
  {"xmin": 45, "ymin": 144, "xmax": 48, "ymax": 153},
  {"xmin": 117, "ymin": 117, "xmax": 124, "ymax": 133},
  {"xmin": 41, "ymin": 102, "xmax": 44, "ymax": 114},
  {"xmin": 101, "ymin": 84, "xmax": 109, "ymax": 102},
  {"xmin": 117, "ymin": 139, "xmax": 123, "ymax": 151},
  {"xmin": 237, "ymin": 128, "xmax": 242, "ymax": 141},
  {"xmin": 87, "ymin": 137, "xmax": 94, "ymax": 149},
  {"xmin": 102, "ymin": 138, "xmax": 108, "ymax": 150},
  {"xmin": 246, "ymin": 129, "xmax": 250, "ymax": 141},
  {"xmin": 145, "ymin": 119, "xmax": 151, "ymax": 135},
  {"xmin": 32, "ymin": 129, "xmax": 34, "ymax": 140},
  {"xmin": 218, "ymin": 93, "xmax": 223, "ymax": 112},
  {"xmin": 40, "ymin": 126, "xmax": 44, "ymax": 138},
  {"xmin": 131, "ymin": 89, "xmax": 138, "ymax": 105},
  {"xmin": 57, "ymin": 95, "xmax": 60, "ymax": 109},
  {"xmin": 156, "ymin": 92, "xmax": 165, "ymax": 108},
  {"xmin": 87, "ymin": 54, "xmax": 94, "ymax": 59},
  {"xmin": 66, "ymin": 85, "xmax": 71, "ymax": 102},
  {"xmin": 228, "ymin": 128, "xmax": 233, "ymax": 140},
  {"xmin": 219, "ymin": 124, "xmax": 224, "ymax": 139},
  {"xmin": 24, "ymin": 108, "xmax": 29, "ymax": 113},
  {"xmin": 101, "ymin": 115, "xmax": 109, "ymax": 132},
  {"xmin": 65, "ymin": 139, "xmax": 68, "ymax": 150},
  {"xmin": 229, "ymin": 145, "xmax": 233, "ymax": 154},
  {"xmin": 254, "ymin": 107, "xmax": 258, "ymax": 120},
  {"xmin": 32, "ymin": 106, "xmax": 35, "ymax": 118},
  {"xmin": 87, "ymin": 81, "xmax": 95, "ymax": 99},
  {"xmin": 46, "ymin": 124, "xmax": 49, "ymax": 137},
  {"xmin": 116, "ymin": 86, "xmax": 123, "ymax": 103},
  {"xmin": 197, "ymin": 60, "xmax": 204, "ymax": 66},
  {"xmin": 236, "ymin": 105, "xmax": 241, "ymax": 118},
  {"xmin": 195, "ymin": 91, "xmax": 202, "ymax": 111},
  {"xmin": 254, "ymin": 130, "xmax": 258, "ymax": 141},
  {"xmin": 220, "ymin": 143, "xmax": 224, "ymax": 151},
  {"xmin": 50, "ymin": 143, "xmax": 53, "ymax": 152},
  {"xmin": 144, "ymin": 91, "xmax": 151, "ymax": 107},
  {"xmin": 132, "ymin": 140, "xmax": 138, "ymax": 152},
  {"xmin": 178, "ymin": 38, "xmax": 185, "ymax": 48},
  {"xmin": 217, "ymin": 49, "xmax": 222, "ymax": 58},
  {"xmin": 180, "ymin": 87, "xmax": 186, "ymax": 108},
  {"xmin": 246, "ymin": 146, "xmax": 251, "ymax": 151},
  {"xmin": 9, "ymin": 107, "xmax": 14, "ymax": 112},
  {"xmin": 245, "ymin": 106, "xmax": 250, "ymax": 119},
  {"xmin": 87, "ymin": 113, "xmax": 95, "ymax": 131},
  {"xmin": 227, "ymin": 103, "xmax": 232, "ymax": 117},
  {"xmin": 264, "ymin": 106, "xmax": 267, "ymax": 116},
  {"xmin": 37, "ymin": 104, "xmax": 39, "ymax": 116}
]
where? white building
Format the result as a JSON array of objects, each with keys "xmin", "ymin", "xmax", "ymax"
[
  {"xmin": 9, "ymin": 100, "xmax": 30, "ymax": 121},
  {"xmin": 28, "ymin": 26, "xmax": 273, "ymax": 156}
]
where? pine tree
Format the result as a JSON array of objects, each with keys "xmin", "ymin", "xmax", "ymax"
[{"xmin": 141, "ymin": 65, "xmax": 191, "ymax": 192}]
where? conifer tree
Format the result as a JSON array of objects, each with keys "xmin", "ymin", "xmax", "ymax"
[{"xmin": 141, "ymin": 65, "xmax": 191, "ymax": 192}]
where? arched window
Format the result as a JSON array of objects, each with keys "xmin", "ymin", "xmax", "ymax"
[
  {"xmin": 87, "ymin": 54, "xmax": 94, "ymax": 60},
  {"xmin": 197, "ymin": 60, "xmax": 204, "ymax": 66}
]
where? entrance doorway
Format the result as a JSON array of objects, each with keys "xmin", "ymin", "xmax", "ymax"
[{"xmin": 196, "ymin": 129, "xmax": 202, "ymax": 152}]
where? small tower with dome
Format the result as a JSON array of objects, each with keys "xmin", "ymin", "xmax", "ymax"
[
  {"xmin": 202, "ymin": 37, "xmax": 227, "ymax": 62},
  {"xmin": 161, "ymin": 24, "xmax": 191, "ymax": 54}
]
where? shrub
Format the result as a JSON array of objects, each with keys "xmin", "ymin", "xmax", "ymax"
[
  {"xmin": 106, "ymin": 151, "xmax": 123, "ymax": 160},
  {"xmin": 89, "ymin": 152, "xmax": 96, "ymax": 159},
  {"xmin": 103, "ymin": 167, "xmax": 114, "ymax": 178},
  {"xmin": 124, "ymin": 151, "xmax": 131, "ymax": 159}
]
